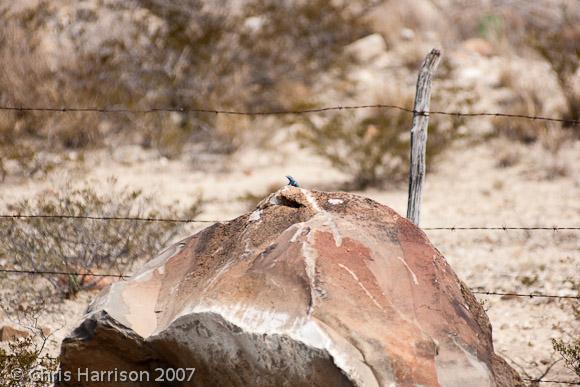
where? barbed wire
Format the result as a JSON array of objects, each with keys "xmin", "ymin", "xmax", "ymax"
[
  {"xmin": 422, "ymin": 226, "xmax": 579, "ymax": 231},
  {"xmin": 1, "ymin": 214, "xmax": 579, "ymax": 231},
  {"xmin": 0, "ymin": 104, "xmax": 577, "ymax": 125},
  {"xmin": 0, "ymin": 268, "xmax": 578, "ymax": 300}
]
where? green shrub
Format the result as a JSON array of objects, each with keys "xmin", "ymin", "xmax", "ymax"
[{"xmin": 478, "ymin": 14, "xmax": 504, "ymax": 40}]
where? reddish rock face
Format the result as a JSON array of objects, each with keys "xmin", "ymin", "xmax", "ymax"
[{"xmin": 60, "ymin": 187, "xmax": 522, "ymax": 387}]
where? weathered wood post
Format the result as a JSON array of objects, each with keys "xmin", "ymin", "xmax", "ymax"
[{"xmin": 406, "ymin": 49, "xmax": 441, "ymax": 226}]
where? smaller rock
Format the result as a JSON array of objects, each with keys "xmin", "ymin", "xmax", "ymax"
[
  {"xmin": 56, "ymin": 269, "xmax": 115, "ymax": 292},
  {"xmin": 462, "ymin": 38, "xmax": 494, "ymax": 57},
  {"xmin": 345, "ymin": 33, "xmax": 387, "ymax": 62},
  {"xmin": 400, "ymin": 28, "xmax": 415, "ymax": 41},
  {"xmin": 0, "ymin": 325, "xmax": 30, "ymax": 342}
]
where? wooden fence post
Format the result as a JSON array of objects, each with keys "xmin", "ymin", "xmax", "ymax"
[{"xmin": 406, "ymin": 49, "xmax": 441, "ymax": 226}]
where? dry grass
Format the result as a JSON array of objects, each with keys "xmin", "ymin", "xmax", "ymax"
[
  {"xmin": 553, "ymin": 337, "xmax": 580, "ymax": 377},
  {"xmin": 0, "ymin": 304, "xmax": 58, "ymax": 387},
  {"xmin": 0, "ymin": 335, "xmax": 57, "ymax": 387},
  {"xmin": 296, "ymin": 88, "xmax": 457, "ymax": 189},
  {"xmin": 527, "ymin": 12, "xmax": 580, "ymax": 126},
  {"xmin": 0, "ymin": 0, "xmax": 371, "ymax": 176},
  {"xmin": 492, "ymin": 63, "xmax": 574, "ymax": 178},
  {"xmin": 493, "ymin": 66, "xmax": 549, "ymax": 144},
  {"xmin": 0, "ymin": 22, "xmax": 109, "ymax": 150},
  {"xmin": 0, "ymin": 179, "xmax": 202, "ymax": 297}
]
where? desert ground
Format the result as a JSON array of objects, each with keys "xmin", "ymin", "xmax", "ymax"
[{"xmin": 1, "ymin": 135, "xmax": 578, "ymax": 385}]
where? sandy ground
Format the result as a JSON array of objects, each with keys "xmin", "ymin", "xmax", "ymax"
[{"xmin": 0, "ymin": 135, "xmax": 578, "ymax": 385}]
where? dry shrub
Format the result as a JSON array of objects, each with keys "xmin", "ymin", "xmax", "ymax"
[
  {"xmin": 0, "ymin": 19, "xmax": 110, "ymax": 180},
  {"xmin": 552, "ymin": 278, "xmax": 580, "ymax": 378},
  {"xmin": 553, "ymin": 338, "xmax": 580, "ymax": 377},
  {"xmin": 0, "ymin": 0, "xmax": 371, "ymax": 164},
  {"xmin": 0, "ymin": 336, "xmax": 57, "ymax": 387},
  {"xmin": 138, "ymin": 0, "xmax": 369, "ymax": 106},
  {"xmin": 296, "ymin": 89, "xmax": 456, "ymax": 189},
  {"xmin": 477, "ymin": 3, "xmax": 579, "ymax": 128},
  {"xmin": 492, "ymin": 62, "xmax": 574, "ymax": 178},
  {"xmin": 493, "ymin": 64, "xmax": 570, "ymax": 149},
  {"xmin": 491, "ymin": 93, "xmax": 547, "ymax": 144},
  {"xmin": 527, "ymin": 9, "xmax": 580, "ymax": 126},
  {"xmin": 131, "ymin": 0, "xmax": 372, "ymax": 155},
  {"xmin": 0, "ymin": 306, "xmax": 57, "ymax": 387},
  {"xmin": 0, "ymin": 179, "xmax": 203, "ymax": 297},
  {"xmin": 0, "ymin": 22, "xmax": 105, "ymax": 150}
]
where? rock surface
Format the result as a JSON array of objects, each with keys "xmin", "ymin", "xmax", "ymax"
[{"xmin": 59, "ymin": 187, "xmax": 522, "ymax": 386}]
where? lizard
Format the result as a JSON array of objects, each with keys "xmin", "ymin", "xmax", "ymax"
[{"xmin": 285, "ymin": 175, "xmax": 300, "ymax": 187}]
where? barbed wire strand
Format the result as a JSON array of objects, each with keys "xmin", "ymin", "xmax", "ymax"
[
  {"xmin": 0, "ymin": 104, "xmax": 577, "ymax": 125},
  {"xmin": 0, "ymin": 268, "xmax": 578, "ymax": 300},
  {"xmin": 422, "ymin": 226, "xmax": 580, "ymax": 231},
  {"xmin": 1, "ymin": 214, "xmax": 579, "ymax": 231}
]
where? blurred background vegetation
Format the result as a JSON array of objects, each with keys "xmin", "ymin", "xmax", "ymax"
[{"xmin": 0, "ymin": 0, "xmax": 577, "ymax": 187}]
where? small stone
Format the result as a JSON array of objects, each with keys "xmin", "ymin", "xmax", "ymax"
[
  {"xmin": 345, "ymin": 33, "xmax": 387, "ymax": 63},
  {"xmin": 462, "ymin": 38, "xmax": 494, "ymax": 57},
  {"xmin": 400, "ymin": 28, "xmax": 415, "ymax": 41},
  {"xmin": 0, "ymin": 325, "xmax": 30, "ymax": 342}
]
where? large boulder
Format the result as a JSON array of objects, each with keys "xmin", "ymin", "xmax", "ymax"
[{"xmin": 59, "ymin": 187, "xmax": 522, "ymax": 386}]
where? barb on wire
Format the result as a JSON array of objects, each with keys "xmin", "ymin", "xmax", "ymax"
[
  {"xmin": 1, "ymin": 268, "xmax": 578, "ymax": 300},
  {"xmin": 1, "ymin": 214, "xmax": 579, "ymax": 231},
  {"xmin": 0, "ymin": 104, "xmax": 577, "ymax": 125}
]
